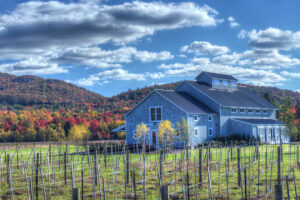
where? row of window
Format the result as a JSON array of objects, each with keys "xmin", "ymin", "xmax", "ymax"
[
  {"xmin": 194, "ymin": 115, "xmax": 212, "ymax": 121},
  {"xmin": 231, "ymin": 108, "xmax": 269, "ymax": 114},
  {"xmin": 194, "ymin": 127, "xmax": 213, "ymax": 136},
  {"xmin": 213, "ymin": 79, "xmax": 236, "ymax": 86}
]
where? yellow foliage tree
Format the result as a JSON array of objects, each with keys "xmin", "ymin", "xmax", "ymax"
[
  {"xmin": 158, "ymin": 120, "xmax": 174, "ymax": 146},
  {"xmin": 135, "ymin": 122, "xmax": 149, "ymax": 144},
  {"xmin": 68, "ymin": 124, "xmax": 91, "ymax": 142}
]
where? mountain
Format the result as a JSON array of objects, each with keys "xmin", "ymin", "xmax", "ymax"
[
  {"xmin": 0, "ymin": 72, "xmax": 107, "ymax": 107},
  {"xmin": 0, "ymin": 73, "xmax": 300, "ymax": 113}
]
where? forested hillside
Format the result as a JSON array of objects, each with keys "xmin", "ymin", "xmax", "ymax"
[{"xmin": 0, "ymin": 73, "xmax": 300, "ymax": 142}]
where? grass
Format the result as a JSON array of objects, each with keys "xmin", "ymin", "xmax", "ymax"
[{"xmin": 0, "ymin": 142, "xmax": 299, "ymax": 199}]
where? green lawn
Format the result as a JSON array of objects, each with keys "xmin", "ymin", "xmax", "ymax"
[{"xmin": 0, "ymin": 143, "xmax": 299, "ymax": 199}]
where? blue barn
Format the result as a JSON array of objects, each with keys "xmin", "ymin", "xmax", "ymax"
[{"xmin": 122, "ymin": 71, "xmax": 288, "ymax": 147}]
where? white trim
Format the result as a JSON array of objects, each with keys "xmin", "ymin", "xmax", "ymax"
[
  {"xmin": 149, "ymin": 106, "xmax": 162, "ymax": 122},
  {"xmin": 194, "ymin": 115, "xmax": 198, "ymax": 121},
  {"xmin": 194, "ymin": 127, "xmax": 199, "ymax": 136},
  {"xmin": 208, "ymin": 115, "xmax": 212, "ymax": 121},
  {"xmin": 231, "ymin": 108, "xmax": 237, "ymax": 113},
  {"xmin": 208, "ymin": 128, "xmax": 213, "ymax": 136}
]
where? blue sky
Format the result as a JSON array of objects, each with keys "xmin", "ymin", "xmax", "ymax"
[{"xmin": 1, "ymin": 0, "xmax": 300, "ymax": 97}]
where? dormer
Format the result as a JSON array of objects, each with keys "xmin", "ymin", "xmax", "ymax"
[{"xmin": 195, "ymin": 71, "xmax": 238, "ymax": 89}]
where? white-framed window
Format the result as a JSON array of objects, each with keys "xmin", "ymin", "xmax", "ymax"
[
  {"xmin": 248, "ymin": 109, "xmax": 253, "ymax": 114},
  {"xmin": 213, "ymin": 79, "xmax": 220, "ymax": 85},
  {"xmin": 208, "ymin": 128, "xmax": 213, "ymax": 136},
  {"xmin": 208, "ymin": 115, "xmax": 212, "ymax": 121},
  {"xmin": 255, "ymin": 109, "xmax": 261, "ymax": 114},
  {"xmin": 263, "ymin": 110, "xmax": 268, "ymax": 114},
  {"xmin": 222, "ymin": 80, "xmax": 228, "ymax": 85},
  {"xmin": 231, "ymin": 108, "xmax": 237, "ymax": 113},
  {"xmin": 194, "ymin": 128, "xmax": 198, "ymax": 136},
  {"xmin": 149, "ymin": 106, "xmax": 162, "ymax": 122},
  {"xmin": 239, "ymin": 108, "xmax": 245, "ymax": 114},
  {"xmin": 194, "ymin": 115, "xmax": 198, "ymax": 121},
  {"xmin": 231, "ymin": 81, "xmax": 237, "ymax": 86}
]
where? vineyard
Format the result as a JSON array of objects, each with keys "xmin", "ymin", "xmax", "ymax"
[{"xmin": 0, "ymin": 142, "xmax": 299, "ymax": 200}]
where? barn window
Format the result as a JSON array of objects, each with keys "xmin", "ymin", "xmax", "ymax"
[
  {"xmin": 194, "ymin": 128, "xmax": 198, "ymax": 136},
  {"xmin": 213, "ymin": 79, "xmax": 220, "ymax": 85},
  {"xmin": 239, "ymin": 108, "xmax": 245, "ymax": 113},
  {"xmin": 208, "ymin": 115, "xmax": 212, "ymax": 121},
  {"xmin": 256, "ymin": 109, "xmax": 261, "ymax": 114},
  {"xmin": 208, "ymin": 128, "xmax": 213, "ymax": 136},
  {"xmin": 231, "ymin": 108, "xmax": 237, "ymax": 113},
  {"xmin": 194, "ymin": 115, "xmax": 198, "ymax": 121},
  {"xmin": 222, "ymin": 80, "xmax": 228, "ymax": 85},
  {"xmin": 150, "ymin": 106, "xmax": 162, "ymax": 121},
  {"xmin": 231, "ymin": 81, "xmax": 237, "ymax": 86},
  {"xmin": 248, "ymin": 109, "xmax": 253, "ymax": 114}
]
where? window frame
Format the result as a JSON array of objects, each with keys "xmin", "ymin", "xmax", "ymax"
[
  {"xmin": 222, "ymin": 80, "xmax": 228, "ymax": 86},
  {"xmin": 239, "ymin": 108, "xmax": 245, "ymax": 114},
  {"xmin": 194, "ymin": 115, "xmax": 198, "ymax": 121},
  {"xmin": 248, "ymin": 109, "xmax": 253, "ymax": 114},
  {"xmin": 208, "ymin": 115, "xmax": 212, "ymax": 121},
  {"xmin": 208, "ymin": 128, "xmax": 213, "ymax": 136},
  {"xmin": 149, "ymin": 106, "xmax": 162, "ymax": 122},
  {"xmin": 231, "ymin": 108, "xmax": 237, "ymax": 113},
  {"xmin": 263, "ymin": 109, "xmax": 268, "ymax": 115},
  {"xmin": 255, "ymin": 109, "xmax": 261, "ymax": 114},
  {"xmin": 194, "ymin": 128, "xmax": 198, "ymax": 136},
  {"xmin": 230, "ymin": 81, "xmax": 237, "ymax": 86},
  {"xmin": 213, "ymin": 79, "xmax": 220, "ymax": 85}
]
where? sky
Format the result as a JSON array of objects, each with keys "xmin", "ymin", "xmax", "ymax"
[{"xmin": 0, "ymin": 0, "xmax": 300, "ymax": 97}]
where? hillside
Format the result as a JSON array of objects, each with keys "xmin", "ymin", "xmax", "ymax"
[
  {"xmin": 0, "ymin": 72, "xmax": 107, "ymax": 107},
  {"xmin": 0, "ymin": 73, "xmax": 300, "ymax": 114}
]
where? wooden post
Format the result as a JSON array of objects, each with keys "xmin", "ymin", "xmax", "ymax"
[
  {"xmin": 237, "ymin": 148, "xmax": 241, "ymax": 186},
  {"xmin": 72, "ymin": 188, "xmax": 79, "ymax": 200},
  {"xmin": 199, "ymin": 147, "xmax": 202, "ymax": 188},
  {"xmin": 132, "ymin": 169, "xmax": 137, "ymax": 200},
  {"xmin": 159, "ymin": 150, "xmax": 163, "ymax": 186},
  {"xmin": 36, "ymin": 153, "xmax": 39, "ymax": 200},
  {"xmin": 292, "ymin": 168, "xmax": 298, "ymax": 199},
  {"xmin": 64, "ymin": 151, "xmax": 67, "ymax": 185},
  {"xmin": 160, "ymin": 185, "xmax": 169, "ymax": 200},
  {"xmin": 7, "ymin": 154, "xmax": 9, "ymax": 184},
  {"xmin": 126, "ymin": 148, "xmax": 130, "ymax": 185},
  {"xmin": 244, "ymin": 167, "xmax": 247, "ymax": 200},
  {"xmin": 275, "ymin": 147, "xmax": 283, "ymax": 200},
  {"xmin": 286, "ymin": 175, "xmax": 290, "ymax": 200}
]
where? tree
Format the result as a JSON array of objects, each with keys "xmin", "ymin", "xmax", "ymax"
[
  {"xmin": 175, "ymin": 118, "xmax": 188, "ymax": 145},
  {"xmin": 135, "ymin": 122, "xmax": 149, "ymax": 145},
  {"xmin": 68, "ymin": 124, "xmax": 91, "ymax": 142},
  {"xmin": 158, "ymin": 120, "xmax": 174, "ymax": 147},
  {"xmin": 279, "ymin": 97, "xmax": 298, "ymax": 141}
]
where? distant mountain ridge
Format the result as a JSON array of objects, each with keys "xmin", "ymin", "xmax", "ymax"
[{"xmin": 0, "ymin": 73, "xmax": 299, "ymax": 113}]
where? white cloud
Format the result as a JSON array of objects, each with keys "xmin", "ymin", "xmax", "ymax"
[
  {"xmin": 245, "ymin": 27, "xmax": 300, "ymax": 50},
  {"xmin": 157, "ymin": 58, "xmax": 286, "ymax": 86},
  {"xmin": 280, "ymin": 71, "xmax": 300, "ymax": 78},
  {"xmin": 0, "ymin": 57, "xmax": 67, "ymax": 75},
  {"xmin": 0, "ymin": 1, "xmax": 221, "ymax": 59},
  {"xmin": 228, "ymin": 16, "xmax": 239, "ymax": 28},
  {"xmin": 75, "ymin": 69, "xmax": 145, "ymax": 86},
  {"xmin": 181, "ymin": 41, "xmax": 229, "ymax": 55},
  {"xmin": 237, "ymin": 29, "xmax": 247, "ymax": 39},
  {"xmin": 52, "ymin": 46, "xmax": 174, "ymax": 68},
  {"xmin": 134, "ymin": 50, "xmax": 173, "ymax": 63}
]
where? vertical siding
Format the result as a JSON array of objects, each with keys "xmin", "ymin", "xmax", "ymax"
[
  {"xmin": 126, "ymin": 92, "xmax": 187, "ymax": 145},
  {"xmin": 188, "ymin": 114, "xmax": 217, "ymax": 146}
]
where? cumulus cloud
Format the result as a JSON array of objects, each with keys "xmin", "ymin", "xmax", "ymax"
[
  {"xmin": 245, "ymin": 27, "xmax": 300, "ymax": 50},
  {"xmin": 52, "ymin": 46, "xmax": 173, "ymax": 68},
  {"xmin": 228, "ymin": 16, "xmax": 239, "ymax": 28},
  {"xmin": 181, "ymin": 41, "xmax": 229, "ymax": 55},
  {"xmin": 0, "ymin": 1, "xmax": 221, "ymax": 59},
  {"xmin": 0, "ymin": 57, "xmax": 67, "ymax": 75},
  {"xmin": 280, "ymin": 71, "xmax": 300, "ymax": 78},
  {"xmin": 157, "ymin": 58, "xmax": 286, "ymax": 86},
  {"xmin": 75, "ymin": 69, "xmax": 145, "ymax": 86}
]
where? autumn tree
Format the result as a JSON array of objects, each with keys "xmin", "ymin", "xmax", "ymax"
[
  {"xmin": 135, "ymin": 122, "xmax": 149, "ymax": 145},
  {"xmin": 68, "ymin": 124, "xmax": 91, "ymax": 142},
  {"xmin": 175, "ymin": 118, "xmax": 189, "ymax": 145},
  {"xmin": 279, "ymin": 97, "xmax": 298, "ymax": 141},
  {"xmin": 158, "ymin": 120, "xmax": 174, "ymax": 148}
]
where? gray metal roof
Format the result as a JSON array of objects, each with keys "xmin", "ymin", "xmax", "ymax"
[
  {"xmin": 155, "ymin": 89, "xmax": 216, "ymax": 114},
  {"xmin": 197, "ymin": 71, "xmax": 238, "ymax": 81},
  {"xmin": 233, "ymin": 118, "xmax": 284, "ymax": 125},
  {"xmin": 185, "ymin": 81, "xmax": 277, "ymax": 109}
]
